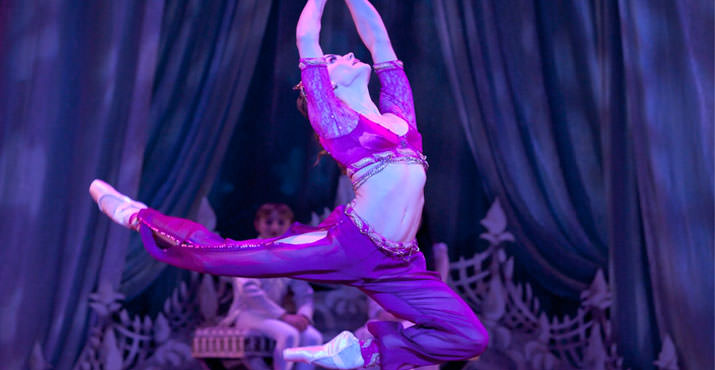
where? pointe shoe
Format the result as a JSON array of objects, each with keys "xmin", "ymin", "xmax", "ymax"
[
  {"xmin": 89, "ymin": 179, "xmax": 147, "ymax": 229},
  {"xmin": 283, "ymin": 331, "xmax": 364, "ymax": 369}
]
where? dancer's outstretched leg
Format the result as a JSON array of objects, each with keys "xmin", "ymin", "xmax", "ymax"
[{"xmin": 89, "ymin": 179, "xmax": 371, "ymax": 283}]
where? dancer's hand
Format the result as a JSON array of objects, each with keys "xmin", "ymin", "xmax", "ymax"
[{"xmin": 280, "ymin": 313, "xmax": 311, "ymax": 331}]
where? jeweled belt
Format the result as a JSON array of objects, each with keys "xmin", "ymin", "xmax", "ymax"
[{"xmin": 344, "ymin": 202, "xmax": 419, "ymax": 259}]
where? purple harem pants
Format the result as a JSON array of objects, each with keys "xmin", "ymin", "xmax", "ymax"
[{"xmin": 136, "ymin": 205, "xmax": 488, "ymax": 369}]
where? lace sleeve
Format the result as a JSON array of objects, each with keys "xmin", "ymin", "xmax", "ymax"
[
  {"xmin": 300, "ymin": 57, "xmax": 359, "ymax": 139},
  {"xmin": 374, "ymin": 60, "xmax": 416, "ymax": 127}
]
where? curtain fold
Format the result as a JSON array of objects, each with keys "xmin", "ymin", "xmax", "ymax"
[
  {"xmin": 616, "ymin": 0, "xmax": 713, "ymax": 368},
  {"xmin": 0, "ymin": 0, "xmax": 272, "ymax": 366},
  {"xmin": 433, "ymin": 0, "xmax": 608, "ymax": 298},
  {"xmin": 0, "ymin": 1, "xmax": 163, "ymax": 368},
  {"xmin": 433, "ymin": 0, "xmax": 713, "ymax": 368},
  {"xmin": 120, "ymin": 0, "xmax": 273, "ymax": 301}
]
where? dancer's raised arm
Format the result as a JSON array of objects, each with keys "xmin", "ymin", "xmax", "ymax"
[
  {"xmin": 343, "ymin": 0, "xmax": 397, "ymax": 63},
  {"xmin": 296, "ymin": 0, "xmax": 328, "ymax": 59}
]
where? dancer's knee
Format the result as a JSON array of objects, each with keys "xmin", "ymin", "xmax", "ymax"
[
  {"xmin": 455, "ymin": 320, "xmax": 489, "ymax": 358},
  {"xmin": 426, "ymin": 320, "xmax": 489, "ymax": 360}
]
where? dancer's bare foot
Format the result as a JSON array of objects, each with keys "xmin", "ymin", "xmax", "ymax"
[{"xmin": 89, "ymin": 179, "xmax": 147, "ymax": 230}]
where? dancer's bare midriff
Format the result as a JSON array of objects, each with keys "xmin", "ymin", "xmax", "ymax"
[{"xmin": 350, "ymin": 162, "xmax": 426, "ymax": 242}]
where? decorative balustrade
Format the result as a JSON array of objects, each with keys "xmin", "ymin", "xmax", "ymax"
[{"xmin": 69, "ymin": 200, "xmax": 678, "ymax": 370}]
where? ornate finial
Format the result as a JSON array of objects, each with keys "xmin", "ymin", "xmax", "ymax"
[{"xmin": 480, "ymin": 199, "xmax": 515, "ymax": 245}]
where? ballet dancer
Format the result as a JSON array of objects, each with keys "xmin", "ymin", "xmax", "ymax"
[{"xmin": 89, "ymin": 0, "xmax": 487, "ymax": 368}]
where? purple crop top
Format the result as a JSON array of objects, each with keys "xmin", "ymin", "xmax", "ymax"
[{"xmin": 299, "ymin": 57, "xmax": 428, "ymax": 189}]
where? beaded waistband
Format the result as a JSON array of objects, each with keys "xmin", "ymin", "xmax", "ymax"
[
  {"xmin": 347, "ymin": 151, "xmax": 428, "ymax": 190},
  {"xmin": 344, "ymin": 202, "xmax": 419, "ymax": 259}
]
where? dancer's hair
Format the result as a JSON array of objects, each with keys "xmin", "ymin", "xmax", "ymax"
[
  {"xmin": 296, "ymin": 93, "xmax": 309, "ymax": 120},
  {"xmin": 294, "ymin": 82, "xmax": 309, "ymax": 120}
]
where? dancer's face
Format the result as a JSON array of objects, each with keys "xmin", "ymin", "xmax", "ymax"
[
  {"xmin": 255, "ymin": 211, "xmax": 291, "ymax": 239},
  {"xmin": 326, "ymin": 52, "xmax": 371, "ymax": 89}
]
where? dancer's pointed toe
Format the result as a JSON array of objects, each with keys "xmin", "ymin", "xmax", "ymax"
[
  {"xmin": 89, "ymin": 179, "xmax": 147, "ymax": 229},
  {"xmin": 283, "ymin": 331, "xmax": 364, "ymax": 369}
]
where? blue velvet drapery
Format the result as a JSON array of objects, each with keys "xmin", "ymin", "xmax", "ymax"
[
  {"xmin": 0, "ymin": 0, "xmax": 271, "ymax": 367},
  {"xmin": 120, "ymin": 0, "xmax": 271, "ymax": 301},
  {"xmin": 1, "ymin": 0, "xmax": 711, "ymax": 368},
  {"xmin": 434, "ymin": 0, "xmax": 713, "ymax": 368},
  {"xmin": 0, "ymin": 1, "xmax": 163, "ymax": 368}
]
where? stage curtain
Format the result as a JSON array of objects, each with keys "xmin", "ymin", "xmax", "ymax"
[
  {"xmin": 434, "ymin": 0, "xmax": 608, "ymax": 301},
  {"xmin": 433, "ymin": 0, "xmax": 713, "ymax": 368},
  {"xmin": 0, "ymin": 0, "xmax": 271, "ymax": 367},
  {"xmin": 0, "ymin": 1, "xmax": 163, "ymax": 368},
  {"xmin": 614, "ymin": 1, "xmax": 713, "ymax": 369},
  {"xmin": 119, "ymin": 0, "xmax": 272, "ymax": 304}
]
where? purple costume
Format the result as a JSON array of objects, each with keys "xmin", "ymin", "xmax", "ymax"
[{"xmin": 136, "ymin": 58, "xmax": 487, "ymax": 369}]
